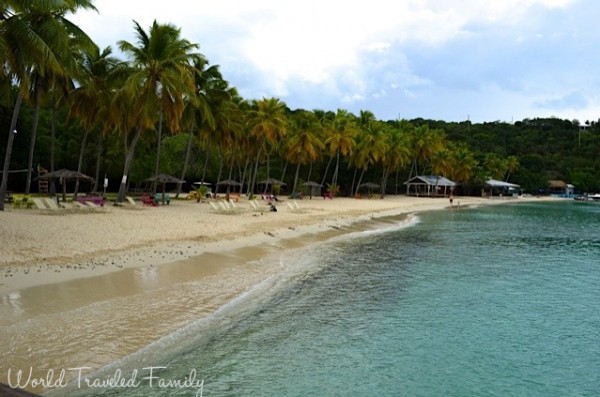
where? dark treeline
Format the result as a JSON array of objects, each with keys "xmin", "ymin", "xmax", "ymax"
[{"xmin": 2, "ymin": 2, "xmax": 599, "ymax": 209}]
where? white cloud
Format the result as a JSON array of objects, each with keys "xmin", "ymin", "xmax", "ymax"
[{"xmin": 69, "ymin": 0, "xmax": 595, "ymax": 122}]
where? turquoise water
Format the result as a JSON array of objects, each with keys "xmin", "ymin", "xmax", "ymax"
[{"xmin": 68, "ymin": 202, "xmax": 600, "ymax": 396}]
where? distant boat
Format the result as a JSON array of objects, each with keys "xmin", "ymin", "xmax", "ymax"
[{"xmin": 575, "ymin": 193, "xmax": 600, "ymax": 201}]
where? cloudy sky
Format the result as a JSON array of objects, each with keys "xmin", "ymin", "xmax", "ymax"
[{"xmin": 71, "ymin": 0, "xmax": 600, "ymax": 123}]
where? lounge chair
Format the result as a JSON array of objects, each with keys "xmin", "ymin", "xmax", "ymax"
[
  {"xmin": 32, "ymin": 197, "xmax": 49, "ymax": 210},
  {"xmin": 126, "ymin": 196, "xmax": 138, "ymax": 206},
  {"xmin": 208, "ymin": 201, "xmax": 222, "ymax": 212},
  {"xmin": 44, "ymin": 198, "xmax": 62, "ymax": 210}
]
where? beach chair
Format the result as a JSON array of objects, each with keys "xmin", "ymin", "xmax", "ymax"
[
  {"xmin": 44, "ymin": 198, "xmax": 62, "ymax": 210},
  {"xmin": 228, "ymin": 199, "xmax": 240, "ymax": 210},
  {"xmin": 218, "ymin": 201, "xmax": 230, "ymax": 211},
  {"xmin": 208, "ymin": 201, "xmax": 222, "ymax": 212},
  {"xmin": 32, "ymin": 197, "xmax": 49, "ymax": 210},
  {"xmin": 126, "ymin": 196, "xmax": 138, "ymax": 206}
]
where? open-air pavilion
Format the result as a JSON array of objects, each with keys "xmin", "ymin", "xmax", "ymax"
[
  {"xmin": 404, "ymin": 175, "xmax": 456, "ymax": 197},
  {"xmin": 483, "ymin": 178, "xmax": 521, "ymax": 197}
]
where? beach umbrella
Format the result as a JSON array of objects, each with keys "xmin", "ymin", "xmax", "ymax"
[
  {"xmin": 258, "ymin": 178, "xmax": 287, "ymax": 186},
  {"xmin": 258, "ymin": 178, "xmax": 287, "ymax": 194},
  {"xmin": 358, "ymin": 182, "xmax": 381, "ymax": 197},
  {"xmin": 302, "ymin": 181, "xmax": 322, "ymax": 199},
  {"xmin": 216, "ymin": 179, "xmax": 242, "ymax": 193},
  {"xmin": 37, "ymin": 168, "xmax": 94, "ymax": 202},
  {"xmin": 145, "ymin": 174, "xmax": 185, "ymax": 205}
]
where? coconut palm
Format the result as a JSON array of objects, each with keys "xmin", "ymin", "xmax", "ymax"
[
  {"xmin": 176, "ymin": 58, "xmax": 233, "ymax": 196},
  {"xmin": 246, "ymin": 97, "xmax": 287, "ymax": 196},
  {"xmin": 0, "ymin": 0, "xmax": 96, "ymax": 210},
  {"xmin": 449, "ymin": 143, "xmax": 477, "ymax": 185},
  {"xmin": 113, "ymin": 20, "xmax": 201, "ymax": 203},
  {"xmin": 324, "ymin": 109, "xmax": 357, "ymax": 188},
  {"xmin": 408, "ymin": 124, "xmax": 446, "ymax": 178},
  {"xmin": 352, "ymin": 121, "xmax": 388, "ymax": 196},
  {"xmin": 380, "ymin": 123, "xmax": 411, "ymax": 197},
  {"xmin": 504, "ymin": 155, "xmax": 520, "ymax": 182},
  {"xmin": 285, "ymin": 111, "xmax": 324, "ymax": 194},
  {"xmin": 69, "ymin": 45, "xmax": 125, "ymax": 196}
]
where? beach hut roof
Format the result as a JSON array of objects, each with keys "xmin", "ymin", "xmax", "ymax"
[
  {"xmin": 404, "ymin": 175, "xmax": 457, "ymax": 187},
  {"xmin": 548, "ymin": 179, "xmax": 566, "ymax": 188},
  {"xmin": 485, "ymin": 178, "xmax": 520, "ymax": 188}
]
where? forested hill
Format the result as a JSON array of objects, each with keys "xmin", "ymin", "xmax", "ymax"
[{"xmin": 421, "ymin": 117, "xmax": 600, "ymax": 193}]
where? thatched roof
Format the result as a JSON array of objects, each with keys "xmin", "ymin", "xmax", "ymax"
[{"xmin": 548, "ymin": 180, "xmax": 566, "ymax": 188}]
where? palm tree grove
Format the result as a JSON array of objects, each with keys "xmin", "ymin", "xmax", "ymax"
[{"xmin": 2, "ymin": 1, "xmax": 600, "ymax": 211}]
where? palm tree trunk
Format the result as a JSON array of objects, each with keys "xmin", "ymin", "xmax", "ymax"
[
  {"xmin": 176, "ymin": 129, "xmax": 195, "ymax": 198},
  {"xmin": 355, "ymin": 167, "xmax": 366, "ymax": 197},
  {"xmin": 249, "ymin": 139, "xmax": 264, "ymax": 197},
  {"xmin": 240, "ymin": 157, "xmax": 249, "ymax": 194},
  {"xmin": 350, "ymin": 168, "xmax": 357, "ymax": 199},
  {"xmin": 92, "ymin": 133, "xmax": 104, "ymax": 193},
  {"xmin": 152, "ymin": 108, "xmax": 164, "ymax": 194},
  {"xmin": 320, "ymin": 155, "xmax": 333, "ymax": 187},
  {"xmin": 292, "ymin": 162, "xmax": 301, "ymax": 194},
  {"xmin": 116, "ymin": 126, "xmax": 143, "ymax": 204},
  {"xmin": 49, "ymin": 104, "xmax": 57, "ymax": 196},
  {"xmin": 73, "ymin": 126, "xmax": 91, "ymax": 197},
  {"xmin": 280, "ymin": 160, "xmax": 288, "ymax": 183},
  {"xmin": 0, "ymin": 92, "xmax": 24, "ymax": 211},
  {"xmin": 331, "ymin": 151, "xmax": 341, "ymax": 186},
  {"xmin": 200, "ymin": 137, "xmax": 211, "ymax": 184},
  {"xmin": 25, "ymin": 88, "xmax": 42, "ymax": 194},
  {"xmin": 380, "ymin": 167, "xmax": 390, "ymax": 199},
  {"xmin": 306, "ymin": 161, "xmax": 313, "ymax": 182}
]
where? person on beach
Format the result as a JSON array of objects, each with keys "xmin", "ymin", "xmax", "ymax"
[{"xmin": 449, "ymin": 194, "xmax": 454, "ymax": 205}]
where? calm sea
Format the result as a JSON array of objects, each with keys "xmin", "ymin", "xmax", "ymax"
[{"xmin": 65, "ymin": 201, "xmax": 600, "ymax": 397}]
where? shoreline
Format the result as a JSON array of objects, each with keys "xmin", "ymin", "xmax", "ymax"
[
  {"xmin": 0, "ymin": 195, "xmax": 493, "ymax": 295},
  {"xmin": 0, "ymin": 195, "xmax": 560, "ymax": 394}
]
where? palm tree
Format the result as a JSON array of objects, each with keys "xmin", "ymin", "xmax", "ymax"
[
  {"xmin": 246, "ymin": 97, "xmax": 287, "ymax": 196},
  {"xmin": 483, "ymin": 153, "xmax": 506, "ymax": 180},
  {"xmin": 380, "ymin": 124, "xmax": 411, "ymax": 197},
  {"xmin": 449, "ymin": 143, "xmax": 477, "ymax": 186},
  {"xmin": 69, "ymin": 45, "xmax": 125, "ymax": 196},
  {"xmin": 324, "ymin": 109, "xmax": 357, "ymax": 188},
  {"xmin": 285, "ymin": 111, "xmax": 324, "ymax": 194},
  {"xmin": 504, "ymin": 155, "xmax": 520, "ymax": 181},
  {"xmin": 352, "ymin": 121, "xmax": 388, "ymax": 196},
  {"xmin": 408, "ymin": 124, "xmax": 446, "ymax": 178},
  {"xmin": 114, "ymin": 20, "xmax": 201, "ymax": 203},
  {"xmin": 0, "ymin": 0, "xmax": 97, "ymax": 210}
]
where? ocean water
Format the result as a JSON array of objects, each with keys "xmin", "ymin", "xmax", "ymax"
[{"xmin": 65, "ymin": 201, "xmax": 600, "ymax": 397}]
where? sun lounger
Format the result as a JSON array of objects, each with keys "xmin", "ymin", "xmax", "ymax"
[
  {"xmin": 44, "ymin": 198, "xmax": 61, "ymax": 210},
  {"xmin": 32, "ymin": 198, "xmax": 49, "ymax": 210},
  {"xmin": 126, "ymin": 196, "xmax": 138, "ymax": 206},
  {"xmin": 208, "ymin": 201, "xmax": 221, "ymax": 212}
]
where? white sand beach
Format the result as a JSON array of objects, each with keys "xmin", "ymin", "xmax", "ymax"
[{"xmin": 0, "ymin": 194, "xmax": 555, "ymax": 393}]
